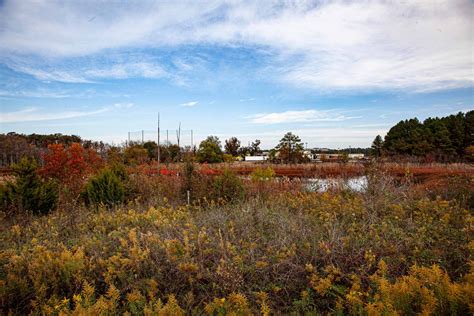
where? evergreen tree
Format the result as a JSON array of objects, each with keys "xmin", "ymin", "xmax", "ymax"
[
  {"xmin": 371, "ymin": 135, "xmax": 384, "ymax": 158},
  {"xmin": 382, "ymin": 110, "xmax": 473, "ymax": 161},
  {"xmin": 0, "ymin": 157, "xmax": 58, "ymax": 215},
  {"xmin": 275, "ymin": 132, "xmax": 305, "ymax": 163}
]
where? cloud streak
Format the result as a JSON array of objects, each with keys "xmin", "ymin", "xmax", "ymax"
[
  {"xmin": 0, "ymin": 107, "xmax": 109, "ymax": 123},
  {"xmin": 180, "ymin": 101, "xmax": 198, "ymax": 107},
  {"xmin": 249, "ymin": 109, "xmax": 359, "ymax": 124},
  {"xmin": 7, "ymin": 61, "xmax": 166, "ymax": 83}
]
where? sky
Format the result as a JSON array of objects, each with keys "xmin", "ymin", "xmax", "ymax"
[{"xmin": 0, "ymin": 0, "xmax": 472, "ymax": 149}]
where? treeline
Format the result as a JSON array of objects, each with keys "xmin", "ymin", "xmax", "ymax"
[
  {"xmin": 0, "ymin": 133, "xmax": 108, "ymax": 166},
  {"xmin": 372, "ymin": 111, "xmax": 473, "ymax": 162}
]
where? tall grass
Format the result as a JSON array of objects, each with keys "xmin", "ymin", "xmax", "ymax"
[{"xmin": 1, "ymin": 168, "xmax": 472, "ymax": 314}]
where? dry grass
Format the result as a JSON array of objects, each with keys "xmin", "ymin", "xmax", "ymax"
[
  {"xmin": 131, "ymin": 162, "xmax": 474, "ymax": 179},
  {"xmin": 1, "ymin": 169, "xmax": 473, "ymax": 314}
]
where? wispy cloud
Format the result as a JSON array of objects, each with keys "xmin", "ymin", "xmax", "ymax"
[
  {"xmin": 0, "ymin": 107, "xmax": 108, "ymax": 123},
  {"xmin": 8, "ymin": 61, "xmax": 166, "ymax": 83},
  {"xmin": 180, "ymin": 101, "xmax": 198, "ymax": 107},
  {"xmin": 249, "ymin": 109, "xmax": 359, "ymax": 124},
  {"xmin": 239, "ymin": 98, "xmax": 256, "ymax": 102},
  {"xmin": 114, "ymin": 102, "xmax": 134, "ymax": 109},
  {"xmin": 10, "ymin": 65, "xmax": 93, "ymax": 83},
  {"xmin": 0, "ymin": 1, "xmax": 471, "ymax": 91},
  {"xmin": 0, "ymin": 88, "xmax": 74, "ymax": 98},
  {"xmin": 85, "ymin": 62, "xmax": 166, "ymax": 80}
]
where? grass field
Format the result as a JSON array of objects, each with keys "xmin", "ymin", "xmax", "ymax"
[{"xmin": 1, "ymin": 162, "xmax": 473, "ymax": 314}]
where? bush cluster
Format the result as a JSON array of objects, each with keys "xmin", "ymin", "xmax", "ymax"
[{"xmin": 82, "ymin": 168, "xmax": 125, "ymax": 208}]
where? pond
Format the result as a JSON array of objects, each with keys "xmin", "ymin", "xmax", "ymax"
[{"xmin": 304, "ymin": 176, "xmax": 368, "ymax": 192}]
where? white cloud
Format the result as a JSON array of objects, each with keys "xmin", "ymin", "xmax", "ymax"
[
  {"xmin": 114, "ymin": 102, "xmax": 134, "ymax": 109},
  {"xmin": 180, "ymin": 101, "xmax": 198, "ymax": 107},
  {"xmin": 85, "ymin": 62, "xmax": 166, "ymax": 79},
  {"xmin": 10, "ymin": 65, "xmax": 92, "ymax": 83},
  {"xmin": 0, "ymin": 88, "xmax": 74, "ymax": 98},
  {"xmin": 8, "ymin": 61, "xmax": 166, "ymax": 83},
  {"xmin": 0, "ymin": 1, "xmax": 472, "ymax": 90},
  {"xmin": 249, "ymin": 109, "xmax": 359, "ymax": 124},
  {"xmin": 0, "ymin": 107, "xmax": 108, "ymax": 123}
]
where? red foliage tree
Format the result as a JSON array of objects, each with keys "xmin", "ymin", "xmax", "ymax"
[{"xmin": 41, "ymin": 143, "xmax": 103, "ymax": 188}]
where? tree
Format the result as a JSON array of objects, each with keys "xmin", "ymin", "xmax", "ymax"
[
  {"xmin": 197, "ymin": 136, "xmax": 224, "ymax": 163},
  {"xmin": 143, "ymin": 141, "xmax": 158, "ymax": 160},
  {"xmin": 1, "ymin": 157, "xmax": 58, "ymax": 215},
  {"xmin": 424, "ymin": 118, "xmax": 455, "ymax": 160},
  {"xmin": 238, "ymin": 146, "xmax": 250, "ymax": 158},
  {"xmin": 381, "ymin": 110, "xmax": 473, "ymax": 161},
  {"xmin": 371, "ymin": 135, "xmax": 384, "ymax": 158},
  {"xmin": 275, "ymin": 132, "xmax": 305, "ymax": 163},
  {"xmin": 250, "ymin": 139, "xmax": 261, "ymax": 155},
  {"xmin": 383, "ymin": 118, "xmax": 427, "ymax": 156},
  {"xmin": 41, "ymin": 143, "xmax": 102, "ymax": 194},
  {"xmin": 224, "ymin": 137, "xmax": 241, "ymax": 156},
  {"xmin": 160, "ymin": 144, "xmax": 181, "ymax": 163},
  {"xmin": 124, "ymin": 144, "xmax": 148, "ymax": 165}
]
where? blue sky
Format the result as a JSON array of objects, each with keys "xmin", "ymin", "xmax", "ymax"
[{"xmin": 0, "ymin": 1, "xmax": 472, "ymax": 148}]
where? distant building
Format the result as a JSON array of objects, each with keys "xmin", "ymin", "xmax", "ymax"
[
  {"xmin": 244, "ymin": 156, "xmax": 268, "ymax": 162},
  {"xmin": 348, "ymin": 153, "xmax": 365, "ymax": 159}
]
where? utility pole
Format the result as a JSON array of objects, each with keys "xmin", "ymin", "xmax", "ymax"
[
  {"xmin": 157, "ymin": 113, "xmax": 160, "ymax": 167},
  {"xmin": 128, "ymin": 132, "xmax": 130, "ymax": 146},
  {"xmin": 142, "ymin": 130, "xmax": 144, "ymax": 143},
  {"xmin": 176, "ymin": 122, "xmax": 181, "ymax": 147},
  {"xmin": 176, "ymin": 122, "xmax": 181, "ymax": 161}
]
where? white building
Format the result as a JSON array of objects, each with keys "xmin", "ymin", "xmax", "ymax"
[{"xmin": 244, "ymin": 156, "xmax": 268, "ymax": 162}]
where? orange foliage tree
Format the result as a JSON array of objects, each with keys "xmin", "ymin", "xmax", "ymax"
[{"xmin": 40, "ymin": 143, "xmax": 102, "ymax": 195}]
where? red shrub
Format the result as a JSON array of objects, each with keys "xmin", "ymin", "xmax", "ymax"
[{"xmin": 40, "ymin": 143, "xmax": 103, "ymax": 185}]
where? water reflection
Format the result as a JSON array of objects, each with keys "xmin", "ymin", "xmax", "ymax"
[{"xmin": 304, "ymin": 176, "xmax": 368, "ymax": 192}]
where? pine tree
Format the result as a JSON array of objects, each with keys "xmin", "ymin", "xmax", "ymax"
[
  {"xmin": 371, "ymin": 135, "xmax": 384, "ymax": 158},
  {"xmin": 0, "ymin": 157, "xmax": 58, "ymax": 215},
  {"xmin": 275, "ymin": 132, "xmax": 305, "ymax": 163}
]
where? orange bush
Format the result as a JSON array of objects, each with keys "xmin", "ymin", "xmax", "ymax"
[
  {"xmin": 41, "ymin": 143, "xmax": 102, "ymax": 182},
  {"xmin": 39, "ymin": 143, "xmax": 103, "ymax": 203}
]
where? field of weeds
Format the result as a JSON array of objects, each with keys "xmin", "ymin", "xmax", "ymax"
[
  {"xmin": 132, "ymin": 161, "xmax": 474, "ymax": 178},
  {"xmin": 1, "ymin": 161, "xmax": 473, "ymax": 314}
]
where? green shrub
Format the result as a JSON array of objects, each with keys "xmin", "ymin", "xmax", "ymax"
[
  {"xmin": 0, "ymin": 182, "xmax": 16, "ymax": 213},
  {"xmin": 250, "ymin": 166, "xmax": 275, "ymax": 181},
  {"xmin": 0, "ymin": 157, "xmax": 58, "ymax": 215},
  {"xmin": 212, "ymin": 169, "xmax": 244, "ymax": 202},
  {"xmin": 109, "ymin": 162, "xmax": 128, "ymax": 182},
  {"xmin": 180, "ymin": 160, "xmax": 197, "ymax": 201},
  {"xmin": 83, "ymin": 169, "xmax": 125, "ymax": 208}
]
